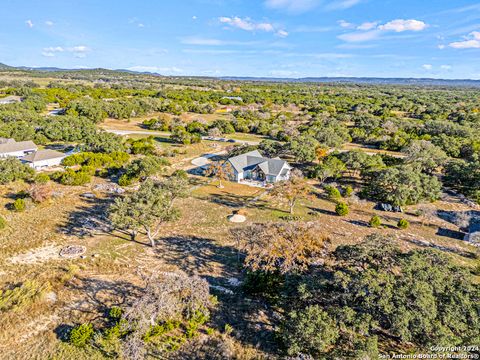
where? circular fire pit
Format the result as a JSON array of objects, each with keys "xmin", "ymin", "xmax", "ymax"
[{"xmin": 59, "ymin": 245, "xmax": 87, "ymax": 258}]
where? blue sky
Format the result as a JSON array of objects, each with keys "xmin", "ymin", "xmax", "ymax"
[{"xmin": 1, "ymin": 0, "xmax": 480, "ymax": 78}]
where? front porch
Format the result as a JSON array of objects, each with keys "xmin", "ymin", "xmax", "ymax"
[{"xmin": 239, "ymin": 178, "xmax": 272, "ymax": 188}]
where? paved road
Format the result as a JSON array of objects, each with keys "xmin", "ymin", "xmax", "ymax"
[
  {"xmin": 105, "ymin": 129, "xmax": 261, "ymax": 145},
  {"xmin": 104, "ymin": 129, "xmax": 171, "ymax": 137}
]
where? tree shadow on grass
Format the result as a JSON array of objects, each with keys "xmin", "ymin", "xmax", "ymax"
[
  {"xmin": 206, "ymin": 193, "xmax": 255, "ymax": 209},
  {"xmin": 57, "ymin": 195, "xmax": 152, "ymax": 246},
  {"xmin": 57, "ymin": 196, "xmax": 116, "ymax": 238},
  {"xmin": 307, "ymin": 206, "xmax": 337, "ymax": 216},
  {"xmin": 55, "ymin": 276, "xmax": 142, "ymax": 342},
  {"xmin": 155, "ymin": 235, "xmax": 240, "ymax": 278},
  {"xmin": 346, "ymin": 219, "xmax": 370, "ymax": 228}
]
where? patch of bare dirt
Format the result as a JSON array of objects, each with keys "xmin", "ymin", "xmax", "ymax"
[{"xmin": 8, "ymin": 244, "xmax": 63, "ymax": 264}]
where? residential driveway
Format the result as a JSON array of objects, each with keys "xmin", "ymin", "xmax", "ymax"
[
  {"xmin": 191, "ymin": 151, "xmax": 227, "ymax": 168},
  {"xmin": 104, "ymin": 129, "xmax": 170, "ymax": 137}
]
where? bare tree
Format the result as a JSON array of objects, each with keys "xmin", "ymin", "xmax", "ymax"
[{"xmin": 120, "ymin": 272, "xmax": 212, "ymax": 359}]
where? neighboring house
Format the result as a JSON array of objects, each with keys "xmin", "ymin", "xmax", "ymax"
[
  {"xmin": 0, "ymin": 139, "xmax": 38, "ymax": 158},
  {"xmin": 222, "ymin": 96, "xmax": 243, "ymax": 102},
  {"xmin": 21, "ymin": 149, "xmax": 66, "ymax": 170},
  {"xmin": 48, "ymin": 108, "xmax": 65, "ymax": 116},
  {"xmin": 226, "ymin": 150, "xmax": 292, "ymax": 184},
  {"xmin": 0, "ymin": 95, "xmax": 22, "ymax": 105}
]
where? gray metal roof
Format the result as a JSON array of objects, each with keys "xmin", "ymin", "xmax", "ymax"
[
  {"xmin": 227, "ymin": 150, "xmax": 290, "ymax": 177},
  {"xmin": 0, "ymin": 138, "xmax": 15, "ymax": 145},
  {"xmin": 0, "ymin": 140, "xmax": 37, "ymax": 154},
  {"xmin": 21, "ymin": 149, "xmax": 66, "ymax": 163},
  {"xmin": 228, "ymin": 150, "xmax": 263, "ymax": 173}
]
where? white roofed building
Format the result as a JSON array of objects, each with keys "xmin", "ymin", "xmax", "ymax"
[
  {"xmin": 0, "ymin": 139, "xmax": 38, "ymax": 158},
  {"xmin": 226, "ymin": 150, "xmax": 292, "ymax": 184},
  {"xmin": 21, "ymin": 149, "xmax": 67, "ymax": 170}
]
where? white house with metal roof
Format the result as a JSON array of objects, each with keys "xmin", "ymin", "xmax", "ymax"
[
  {"xmin": 226, "ymin": 150, "xmax": 292, "ymax": 184},
  {"xmin": 0, "ymin": 138, "xmax": 38, "ymax": 158},
  {"xmin": 21, "ymin": 149, "xmax": 67, "ymax": 170}
]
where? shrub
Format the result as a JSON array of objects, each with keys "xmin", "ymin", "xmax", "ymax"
[
  {"xmin": 343, "ymin": 185, "xmax": 353, "ymax": 197},
  {"xmin": 242, "ymin": 271, "xmax": 284, "ymax": 301},
  {"xmin": 325, "ymin": 185, "xmax": 341, "ymax": 200},
  {"xmin": 335, "ymin": 202, "xmax": 349, "ymax": 216},
  {"xmin": 58, "ymin": 169, "xmax": 91, "ymax": 186},
  {"xmin": 171, "ymin": 169, "xmax": 188, "ymax": 180},
  {"xmin": 13, "ymin": 198, "xmax": 26, "ymax": 212},
  {"xmin": 108, "ymin": 306, "xmax": 123, "ymax": 320},
  {"xmin": 34, "ymin": 173, "xmax": 50, "ymax": 184},
  {"xmin": 80, "ymin": 165, "xmax": 96, "ymax": 175},
  {"xmin": 398, "ymin": 218, "xmax": 409, "ymax": 230},
  {"xmin": 118, "ymin": 174, "xmax": 133, "ymax": 187},
  {"xmin": 28, "ymin": 184, "xmax": 52, "ymax": 203},
  {"xmin": 0, "ymin": 216, "xmax": 6, "ymax": 230},
  {"xmin": 280, "ymin": 305, "xmax": 339, "ymax": 357},
  {"xmin": 69, "ymin": 323, "xmax": 94, "ymax": 347},
  {"xmin": 0, "ymin": 280, "xmax": 50, "ymax": 312},
  {"xmin": 369, "ymin": 215, "xmax": 381, "ymax": 228}
]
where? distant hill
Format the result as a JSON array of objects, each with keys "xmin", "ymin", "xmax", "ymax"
[
  {"xmin": 220, "ymin": 76, "xmax": 480, "ymax": 87},
  {"xmin": 1, "ymin": 62, "xmax": 480, "ymax": 87},
  {"xmin": 0, "ymin": 62, "xmax": 15, "ymax": 70}
]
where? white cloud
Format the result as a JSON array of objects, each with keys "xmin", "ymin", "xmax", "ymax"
[
  {"xmin": 378, "ymin": 19, "xmax": 427, "ymax": 32},
  {"xmin": 450, "ymin": 39, "xmax": 480, "ymax": 49},
  {"xmin": 339, "ymin": 19, "xmax": 428, "ymax": 43},
  {"xmin": 338, "ymin": 20, "xmax": 354, "ymax": 28},
  {"xmin": 438, "ymin": 44, "xmax": 446, "ymax": 50},
  {"xmin": 338, "ymin": 30, "xmax": 381, "ymax": 42},
  {"xmin": 357, "ymin": 21, "xmax": 377, "ymax": 31},
  {"xmin": 219, "ymin": 16, "xmax": 287, "ymax": 37},
  {"xmin": 42, "ymin": 45, "xmax": 90, "ymax": 58},
  {"xmin": 127, "ymin": 66, "xmax": 183, "ymax": 74},
  {"xmin": 192, "ymin": 16, "xmax": 197, "ymax": 20},
  {"xmin": 449, "ymin": 31, "xmax": 480, "ymax": 49},
  {"xmin": 326, "ymin": 0, "xmax": 362, "ymax": 10},
  {"xmin": 138, "ymin": 23, "xmax": 145, "ymax": 28},
  {"xmin": 264, "ymin": 0, "xmax": 319, "ymax": 13},
  {"xmin": 181, "ymin": 36, "xmax": 262, "ymax": 46},
  {"xmin": 440, "ymin": 65, "xmax": 452, "ymax": 70},
  {"xmin": 45, "ymin": 46, "xmax": 65, "ymax": 52},
  {"xmin": 70, "ymin": 46, "xmax": 89, "ymax": 53},
  {"xmin": 422, "ymin": 64, "xmax": 432, "ymax": 70},
  {"xmin": 265, "ymin": 0, "xmax": 362, "ymax": 12},
  {"xmin": 26, "ymin": 20, "xmax": 34, "ymax": 28},
  {"xmin": 41, "ymin": 46, "xmax": 64, "ymax": 57},
  {"xmin": 45, "ymin": 20, "xmax": 54, "ymax": 26}
]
